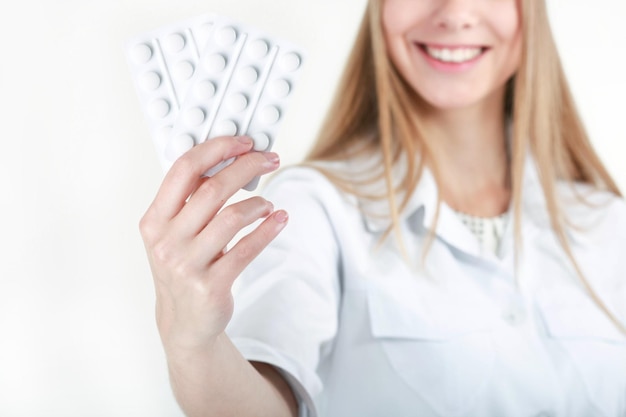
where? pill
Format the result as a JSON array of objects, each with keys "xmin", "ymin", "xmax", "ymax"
[
  {"xmin": 251, "ymin": 132, "xmax": 271, "ymax": 151},
  {"xmin": 149, "ymin": 99, "xmax": 170, "ymax": 119},
  {"xmin": 216, "ymin": 26, "xmax": 238, "ymax": 46},
  {"xmin": 132, "ymin": 43, "xmax": 152, "ymax": 63},
  {"xmin": 238, "ymin": 66, "xmax": 258, "ymax": 85},
  {"xmin": 165, "ymin": 33, "xmax": 186, "ymax": 53},
  {"xmin": 184, "ymin": 107, "xmax": 205, "ymax": 126},
  {"xmin": 248, "ymin": 39, "xmax": 269, "ymax": 59},
  {"xmin": 227, "ymin": 93, "xmax": 248, "ymax": 112},
  {"xmin": 165, "ymin": 134, "xmax": 195, "ymax": 161},
  {"xmin": 173, "ymin": 60, "xmax": 194, "ymax": 80},
  {"xmin": 204, "ymin": 53, "xmax": 227, "ymax": 73},
  {"xmin": 212, "ymin": 120, "xmax": 238, "ymax": 137},
  {"xmin": 259, "ymin": 106, "xmax": 280, "ymax": 124},
  {"xmin": 140, "ymin": 71, "xmax": 161, "ymax": 91},
  {"xmin": 270, "ymin": 79, "xmax": 291, "ymax": 98},
  {"xmin": 280, "ymin": 52, "xmax": 301, "ymax": 71},
  {"xmin": 195, "ymin": 80, "xmax": 216, "ymax": 99}
]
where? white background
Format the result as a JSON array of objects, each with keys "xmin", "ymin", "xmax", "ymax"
[{"xmin": 0, "ymin": 0, "xmax": 623, "ymax": 415}]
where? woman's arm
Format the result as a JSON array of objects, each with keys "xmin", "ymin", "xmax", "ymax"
[
  {"xmin": 139, "ymin": 135, "xmax": 297, "ymax": 417},
  {"xmin": 166, "ymin": 335, "xmax": 297, "ymax": 417}
]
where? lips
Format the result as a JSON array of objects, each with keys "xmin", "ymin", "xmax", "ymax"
[{"xmin": 417, "ymin": 44, "xmax": 488, "ymax": 64}]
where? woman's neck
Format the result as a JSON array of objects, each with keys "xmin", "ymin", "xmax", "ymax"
[{"xmin": 422, "ymin": 95, "xmax": 511, "ymax": 217}]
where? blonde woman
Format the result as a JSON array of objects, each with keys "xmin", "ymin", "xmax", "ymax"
[{"xmin": 139, "ymin": 0, "xmax": 626, "ymax": 416}]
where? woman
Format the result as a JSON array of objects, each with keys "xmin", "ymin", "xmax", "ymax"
[{"xmin": 139, "ymin": 0, "xmax": 626, "ymax": 416}]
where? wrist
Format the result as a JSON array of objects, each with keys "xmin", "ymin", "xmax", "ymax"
[{"xmin": 163, "ymin": 331, "xmax": 225, "ymax": 361}]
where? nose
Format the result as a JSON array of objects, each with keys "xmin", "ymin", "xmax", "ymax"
[{"xmin": 432, "ymin": 0, "xmax": 479, "ymax": 31}]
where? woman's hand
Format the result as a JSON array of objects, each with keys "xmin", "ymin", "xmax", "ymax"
[{"xmin": 139, "ymin": 135, "xmax": 288, "ymax": 353}]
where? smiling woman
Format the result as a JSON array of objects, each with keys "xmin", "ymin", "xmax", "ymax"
[{"xmin": 138, "ymin": 0, "xmax": 626, "ymax": 416}]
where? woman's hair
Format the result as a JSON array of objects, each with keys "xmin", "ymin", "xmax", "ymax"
[{"xmin": 305, "ymin": 0, "xmax": 624, "ymax": 330}]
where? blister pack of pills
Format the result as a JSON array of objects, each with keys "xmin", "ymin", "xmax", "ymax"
[{"xmin": 126, "ymin": 13, "xmax": 305, "ymax": 190}]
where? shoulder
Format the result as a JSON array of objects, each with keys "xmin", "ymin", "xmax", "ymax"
[
  {"xmin": 561, "ymin": 184, "xmax": 626, "ymax": 324},
  {"xmin": 558, "ymin": 182, "xmax": 626, "ymax": 240},
  {"xmin": 261, "ymin": 163, "xmax": 353, "ymax": 207},
  {"xmin": 556, "ymin": 183, "xmax": 626, "ymax": 289},
  {"xmin": 263, "ymin": 164, "xmax": 339, "ymax": 193},
  {"xmin": 259, "ymin": 162, "xmax": 364, "ymax": 232}
]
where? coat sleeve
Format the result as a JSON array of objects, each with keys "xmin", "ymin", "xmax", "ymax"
[{"xmin": 226, "ymin": 167, "xmax": 348, "ymax": 416}]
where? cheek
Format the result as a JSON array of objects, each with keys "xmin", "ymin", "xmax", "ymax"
[
  {"xmin": 508, "ymin": 33, "xmax": 522, "ymax": 72},
  {"xmin": 382, "ymin": 1, "xmax": 409, "ymax": 72},
  {"xmin": 507, "ymin": 28, "xmax": 523, "ymax": 75},
  {"xmin": 492, "ymin": 6, "xmax": 523, "ymax": 71},
  {"xmin": 382, "ymin": 0, "xmax": 429, "ymax": 69},
  {"xmin": 382, "ymin": 0, "xmax": 425, "ymax": 38}
]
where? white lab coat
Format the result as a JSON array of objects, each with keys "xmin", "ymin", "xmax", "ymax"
[{"xmin": 226, "ymin": 157, "xmax": 626, "ymax": 417}]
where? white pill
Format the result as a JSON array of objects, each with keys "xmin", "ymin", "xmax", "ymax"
[
  {"xmin": 195, "ymin": 80, "xmax": 216, "ymax": 99},
  {"xmin": 204, "ymin": 53, "xmax": 227, "ymax": 73},
  {"xmin": 149, "ymin": 99, "xmax": 170, "ymax": 119},
  {"xmin": 165, "ymin": 134, "xmax": 195, "ymax": 161},
  {"xmin": 216, "ymin": 26, "xmax": 238, "ymax": 46},
  {"xmin": 238, "ymin": 66, "xmax": 258, "ymax": 85},
  {"xmin": 132, "ymin": 43, "xmax": 152, "ymax": 63},
  {"xmin": 270, "ymin": 79, "xmax": 291, "ymax": 98},
  {"xmin": 212, "ymin": 120, "xmax": 238, "ymax": 137},
  {"xmin": 227, "ymin": 93, "xmax": 248, "ymax": 112},
  {"xmin": 280, "ymin": 52, "xmax": 301, "ymax": 71},
  {"xmin": 259, "ymin": 106, "xmax": 280, "ymax": 124},
  {"xmin": 173, "ymin": 60, "xmax": 194, "ymax": 80},
  {"xmin": 184, "ymin": 107, "xmax": 205, "ymax": 126},
  {"xmin": 140, "ymin": 71, "xmax": 161, "ymax": 91},
  {"xmin": 248, "ymin": 39, "xmax": 269, "ymax": 59},
  {"xmin": 165, "ymin": 33, "xmax": 186, "ymax": 53},
  {"xmin": 251, "ymin": 132, "xmax": 271, "ymax": 151}
]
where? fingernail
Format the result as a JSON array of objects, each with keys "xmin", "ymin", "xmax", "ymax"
[
  {"xmin": 236, "ymin": 135, "xmax": 252, "ymax": 144},
  {"xmin": 274, "ymin": 210, "xmax": 289, "ymax": 223},
  {"xmin": 263, "ymin": 152, "xmax": 280, "ymax": 165}
]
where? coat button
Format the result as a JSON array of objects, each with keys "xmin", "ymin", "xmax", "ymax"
[{"xmin": 502, "ymin": 305, "xmax": 525, "ymax": 326}]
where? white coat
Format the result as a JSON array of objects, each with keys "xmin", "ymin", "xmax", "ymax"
[{"xmin": 227, "ymin": 158, "xmax": 626, "ymax": 417}]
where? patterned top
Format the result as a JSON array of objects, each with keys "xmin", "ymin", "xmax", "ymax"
[{"xmin": 456, "ymin": 211, "xmax": 509, "ymax": 255}]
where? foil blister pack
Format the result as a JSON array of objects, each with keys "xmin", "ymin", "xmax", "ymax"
[{"xmin": 126, "ymin": 13, "xmax": 304, "ymax": 190}]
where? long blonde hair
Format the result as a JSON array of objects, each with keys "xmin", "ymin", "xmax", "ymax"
[{"xmin": 305, "ymin": 0, "xmax": 624, "ymax": 331}]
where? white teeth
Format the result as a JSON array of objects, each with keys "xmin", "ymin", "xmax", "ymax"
[{"xmin": 425, "ymin": 46, "xmax": 482, "ymax": 63}]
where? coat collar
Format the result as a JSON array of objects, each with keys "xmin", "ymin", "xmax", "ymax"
[
  {"xmin": 314, "ymin": 151, "xmax": 602, "ymax": 257},
  {"xmin": 354, "ymin": 153, "xmax": 570, "ymax": 258}
]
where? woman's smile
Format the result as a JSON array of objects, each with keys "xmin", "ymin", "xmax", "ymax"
[{"xmin": 416, "ymin": 43, "xmax": 488, "ymax": 72}]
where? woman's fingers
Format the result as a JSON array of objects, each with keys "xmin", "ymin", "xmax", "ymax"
[
  {"xmin": 147, "ymin": 136, "xmax": 255, "ymax": 223},
  {"xmin": 192, "ymin": 196, "xmax": 275, "ymax": 261},
  {"xmin": 173, "ymin": 150, "xmax": 280, "ymax": 237},
  {"xmin": 138, "ymin": 135, "xmax": 290, "ymax": 352},
  {"xmin": 210, "ymin": 210, "xmax": 289, "ymax": 290}
]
